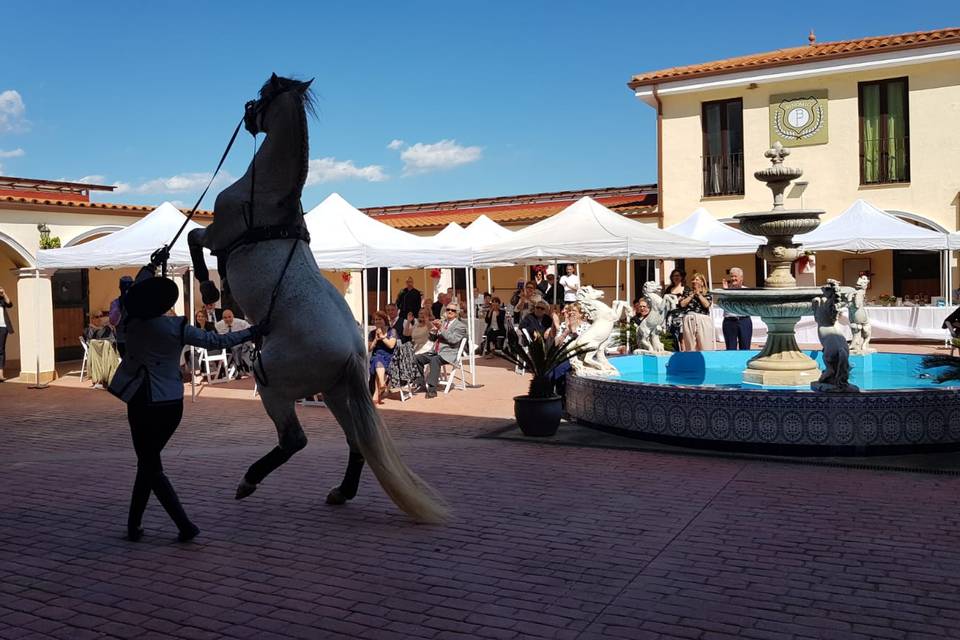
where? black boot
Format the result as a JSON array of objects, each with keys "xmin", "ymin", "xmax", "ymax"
[
  {"xmin": 152, "ymin": 473, "xmax": 198, "ymax": 541},
  {"xmin": 126, "ymin": 471, "xmax": 151, "ymax": 541}
]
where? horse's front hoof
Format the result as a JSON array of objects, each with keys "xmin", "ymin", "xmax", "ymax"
[
  {"xmin": 200, "ymin": 281, "xmax": 221, "ymax": 305},
  {"xmin": 235, "ymin": 479, "xmax": 257, "ymax": 500},
  {"xmin": 325, "ymin": 487, "xmax": 348, "ymax": 505}
]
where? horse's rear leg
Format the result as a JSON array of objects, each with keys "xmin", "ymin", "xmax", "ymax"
[
  {"xmin": 235, "ymin": 388, "xmax": 308, "ymax": 499},
  {"xmin": 322, "ymin": 393, "xmax": 365, "ymax": 505}
]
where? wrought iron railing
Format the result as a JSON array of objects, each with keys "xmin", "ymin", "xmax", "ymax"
[{"xmin": 702, "ymin": 152, "xmax": 744, "ymax": 197}]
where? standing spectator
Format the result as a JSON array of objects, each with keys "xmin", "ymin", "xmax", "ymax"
[
  {"xmin": 559, "ymin": 264, "xmax": 580, "ymax": 303},
  {"xmin": 483, "ymin": 297, "xmax": 507, "ymax": 356},
  {"xmin": 663, "ymin": 269, "xmax": 689, "ymax": 350},
  {"xmin": 721, "ymin": 267, "xmax": 752, "ymax": 350},
  {"xmin": 678, "ymin": 273, "xmax": 715, "ymax": 351},
  {"xmin": 534, "ymin": 269, "xmax": 548, "ymax": 295},
  {"xmin": 540, "ymin": 273, "xmax": 558, "ymax": 305},
  {"xmin": 385, "ymin": 303, "xmax": 406, "ymax": 342},
  {"xmin": 109, "ymin": 275, "xmax": 135, "ymax": 357},
  {"xmin": 431, "ymin": 292, "xmax": 449, "ymax": 320},
  {"xmin": 395, "ymin": 277, "xmax": 422, "ymax": 320},
  {"xmin": 368, "ymin": 311, "xmax": 398, "ymax": 405},
  {"xmin": 0, "ymin": 286, "xmax": 12, "ymax": 382},
  {"xmin": 415, "ymin": 303, "xmax": 467, "ymax": 398}
]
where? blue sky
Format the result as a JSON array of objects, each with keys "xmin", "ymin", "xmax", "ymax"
[{"xmin": 1, "ymin": 2, "xmax": 954, "ymax": 209}]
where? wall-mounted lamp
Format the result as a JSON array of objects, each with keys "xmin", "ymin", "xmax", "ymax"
[{"xmin": 747, "ymin": 82, "xmax": 759, "ymax": 90}]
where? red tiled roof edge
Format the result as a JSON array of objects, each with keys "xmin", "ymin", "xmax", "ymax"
[
  {"xmin": 628, "ymin": 27, "xmax": 960, "ymax": 89},
  {"xmin": 0, "ymin": 195, "xmax": 213, "ymax": 217}
]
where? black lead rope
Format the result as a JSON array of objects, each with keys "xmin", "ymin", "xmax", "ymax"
[{"xmin": 150, "ymin": 116, "xmax": 246, "ymax": 275}]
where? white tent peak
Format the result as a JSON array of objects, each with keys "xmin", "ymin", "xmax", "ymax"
[
  {"xmin": 666, "ymin": 207, "xmax": 764, "ymax": 256},
  {"xmin": 796, "ymin": 199, "xmax": 947, "ymax": 252}
]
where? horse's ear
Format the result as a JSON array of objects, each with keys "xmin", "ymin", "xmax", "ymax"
[
  {"xmin": 270, "ymin": 72, "xmax": 280, "ymax": 87},
  {"xmin": 297, "ymin": 78, "xmax": 314, "ymax": 94}
]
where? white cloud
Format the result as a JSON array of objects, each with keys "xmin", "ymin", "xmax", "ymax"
[
  {"xmin": 57, "ymin": 174, "xmax": 106, "ymax": 185},
  {"xmin": 111, "ymin": 171, "xmax": 234, "ymax": 195},
  {"xmin": 387, "ymin": 139, "xmax": 405, "ymax": 150},
  {"xmin": 0, "ymin": 90, "xmax": 29, "ymax": 134},
  {"xmin": 397, "ymin": 139, "xmax": 482, "ymax": 175},
  {"xmin": 305, "ymin": 157, "xmax": 387, "ymax": 185},
  {"xmin": 0, "ymin": 148, "xmax": 25, "ymax": 158}
]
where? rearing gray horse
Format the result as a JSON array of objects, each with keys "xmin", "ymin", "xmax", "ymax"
[{"xmin": 188, "ymin": 74, "xmax": 447, "ymax": 523}]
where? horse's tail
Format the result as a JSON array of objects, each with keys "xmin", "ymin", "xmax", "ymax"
[{"xmin": 329, "ymin": 352, "xmax": 449, "ymax": 524}]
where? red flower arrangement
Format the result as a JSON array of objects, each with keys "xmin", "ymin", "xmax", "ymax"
[{"xmin": 430, "ymin": 268, "xmax": 442, "ymax": 279}]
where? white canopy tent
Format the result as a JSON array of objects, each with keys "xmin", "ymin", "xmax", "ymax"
[
  {"xmin": 795, "ymin": 199, "xmax": 951, "ymax": 300},
  {"xmin": 796, "ymin": 199, "xmax": 948, "ymax": 252},
  {"xmin": 36, "ymin": 201, "xmax": 216, "ymax": 403},
  {"xmin": 666, "ymin": 206, "xmax": 765, "ymax": 287},
  {"xmin": 36, "ymin": 201, "xmax": 215, "ymax": 270}
]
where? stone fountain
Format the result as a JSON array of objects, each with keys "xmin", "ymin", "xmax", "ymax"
[{"xmin": 712, "ymin": 142, "xmax": 823, "ymax": 386}]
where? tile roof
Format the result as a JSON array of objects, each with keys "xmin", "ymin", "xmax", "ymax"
[
  {"xmin": 0, "ymin": 195, "xmax": 212, "ymax": 217},
  {"xmin": 363, "ymin": 186, "xmax": 658, "ymax": 230},
  {"xmin": 628, "ymin": 27, "xmax": 960, "ymax": 89}
]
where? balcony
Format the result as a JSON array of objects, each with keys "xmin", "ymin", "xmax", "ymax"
[{"xmin": 702, "ymin": 153, "xmax": 744, "ymax": 197}]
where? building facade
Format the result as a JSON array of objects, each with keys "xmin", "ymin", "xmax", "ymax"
[{"xmin": 629, "ymin": 27, "xmax": 960, "ymax": 295}]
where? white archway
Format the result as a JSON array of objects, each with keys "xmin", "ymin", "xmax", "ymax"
[
  {"xmin": 885, "ymin": 210, "xmax": 950, "ymax": 234},
  {"xmin": 64, "ymin": 225, "xmax": 124, "ymax": 247},
  {"xmin": 0, "ymin": 231, "xmax": 36, "ymax": 268}
]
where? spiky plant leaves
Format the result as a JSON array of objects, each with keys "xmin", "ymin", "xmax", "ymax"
[{"xmin": 502, "ymin": 330, "xmax": 593, "ymax": 398}]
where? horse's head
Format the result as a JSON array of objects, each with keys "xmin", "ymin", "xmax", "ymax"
[
  {"xmin": 642, "ymin": 281, "xmax": 661, "ymax": 297},
  {"xmin": 244, "ymin": 73, "xmax": 316, "ymax": 136},
  {"xmin": 576, "ymin": 285, "xmax": 605, "ymax": 302}
]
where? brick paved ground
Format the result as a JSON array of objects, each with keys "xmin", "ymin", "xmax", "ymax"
[{"xmin": 2, "ymin": 352, "xmax": 960, "ymax": 639}]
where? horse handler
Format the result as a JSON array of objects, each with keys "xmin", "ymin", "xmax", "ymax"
[{"xmin": 109, "ymin": 263, "xmax": 262, "ymax": 542}]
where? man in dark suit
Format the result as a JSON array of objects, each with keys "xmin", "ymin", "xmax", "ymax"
[
  {"xmin": 395, "ymin": 277, "xmax": 422, "ymax": 320},
  {"xmin": 541, "ymin": 273, "xmax": 558, "ymax": 305},
  {"xmin": 415, "ymin": 303, "xmax": 467, "ymax": 398}
]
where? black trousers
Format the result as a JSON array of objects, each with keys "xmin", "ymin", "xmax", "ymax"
[
  {"xmin": 0, "ymin": 326, "xmax": 7, "ymax": 370},
  {"xmin": 415, "ymin": 352, "xmax": 445, "ymax": 388},
  {"xmin": 127, "ymin": 385, "xmax": 191, "ymax": 531},
  {"xmin": 722, "ymin": 316, "xmax": 753, "ymax": 350},
  {"xmin": 483, "ymin": 328, "xmax": 506, "ymax": 353}
]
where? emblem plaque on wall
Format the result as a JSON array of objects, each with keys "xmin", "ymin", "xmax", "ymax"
[{"xmin": 769, "ymin": 90, "xmax": 828, "ymax": 147}]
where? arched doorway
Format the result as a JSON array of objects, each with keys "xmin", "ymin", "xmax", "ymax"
[{"xmin": 0, "ymin": 232, "xmax": 36, "ymax": 377}]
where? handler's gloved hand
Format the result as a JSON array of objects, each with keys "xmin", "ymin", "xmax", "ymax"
[{"xmin": 149, "ymin": 245, "xmax": 170, "ymax": 269}]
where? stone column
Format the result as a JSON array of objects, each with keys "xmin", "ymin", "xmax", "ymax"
[{"xmin": 16, "ymin": 268, "xmax": 56, "ymax": 384}]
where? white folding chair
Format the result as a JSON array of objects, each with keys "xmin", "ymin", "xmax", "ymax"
[
  {"xmin": 78, "ymin": 336, "xmax": 89, "ymax": 382},
  {"xmin": 196, "ymin": 348, "xmax": 233, "ymax": 385},
  {"xmin": 439, "ymin": 338, "xmax": 468, "ymax": 394},
  {"xmin": 512, "ymin": 327, "xmax": 532, "ymax": 375}
]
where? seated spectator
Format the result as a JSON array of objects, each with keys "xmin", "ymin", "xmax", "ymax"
[
  {"xmin": 368, "ymin": 310, "xmax": 398, "ymax": 404},
  {"xmin": 431, "ymin": 293, "xmax": 449, "ymax": 320},
  {"xmin": 678, "ymin": 273, "xmax": 715, "ymax": 351},
  {"xmin": 555, "ymin": 303, "xmax": 585, "ymax": 346},
  {"xmin": 483, "ymin": 297, "xmax": 507, "ymax": 357},
  {"xmin": 385, "ymin": 303, "xmax": 406, "ymax": 342},
  {"xmin": 514, "ymin": 281, "xmax": 543, "ymax": 322},
  {"xmin": 83, "ymin": 312, "xmax": 115, "ymax": 342},
  {"xmin": 406, "ymin": 308, "xmax": 435, "ymax": 354},
  {"xmin": 520, "ymin": 300, "xmax": 555, "ymax": 344},
  {"xmin": 194, "ymin": 309, "xmax": 215, "ymax": 332},
  {"xmin": 216, "ymin": 309, "xmax": 254, "ymax": 376}
]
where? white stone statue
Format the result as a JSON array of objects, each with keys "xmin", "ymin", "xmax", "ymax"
[
  {"xmin": 569, "ymin": 286, "xmax": 632, "ymax": 375},
  {"xmin": 811, "ymin": 279, "xmax": 858, "ymax": 392},
  {"xmin": 846, "ymin": 274, "xmax": 874, "ymax": 354},
  {"xmin": 634, "ymin": 281, "xmax": 666, "ymax": 354}
]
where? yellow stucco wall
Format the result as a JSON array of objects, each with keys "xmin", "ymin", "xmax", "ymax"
[{"xmin": 658, "ymin": 59, "xmax": 960, "ymax": 230}]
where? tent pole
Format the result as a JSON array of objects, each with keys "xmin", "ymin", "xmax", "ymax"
[
  {"xmin": 376, "ymin": 268, "xmax": 381, "ymax": 312},
  {"xmin": 467, "ymin": 267, "xmax": 477, "ymax": 386},
  {"xmin": 707, "ymin": 258, "xmax": 713, "ymax": 291},
  {"xmin": 626, "ymin": 256, "xmax": 631, "ymax": 303},
  {"xmin": 615, "ymin": 260, "xmax": 620, "ymax": 301},
  {"xmin": 189, "ymin": 268, "xmax": 196, "ymax": 403},
  {"xmin": 386, "ymin": 268, "xmax": 392, "ymax": 307},
  {"xmin": 361, "ymin": 269, "xmax": 369, "ymax": 353},
  {"xmin": 552, "ymin": 260, "xmax": 558, "ymax": 305},
  {"xmin": 486, "ymin": 268, "xmax": 492, "ymax": 295}
]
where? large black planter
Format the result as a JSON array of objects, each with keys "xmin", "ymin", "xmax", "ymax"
[{"xmin": 514, "ymin": 395, "xmax": 562, "ymax": 437}]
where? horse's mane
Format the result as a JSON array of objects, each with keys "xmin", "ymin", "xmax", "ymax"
[{"xmin": 259, "ymin": 75, "xmax": 317, "ymax": 119}]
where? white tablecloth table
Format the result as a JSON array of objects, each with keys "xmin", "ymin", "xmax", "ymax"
[{"xmin": 709, "ymin": 305, "xmax": 954, "ymax": 345}]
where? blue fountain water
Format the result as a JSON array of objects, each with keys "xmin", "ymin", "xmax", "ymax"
[{"xmin": 611, "ymin": 351, "xmax": 957, "ymax": 390}]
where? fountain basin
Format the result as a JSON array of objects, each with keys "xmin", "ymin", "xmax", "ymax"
[{"xmin": 566, "ymin": 352, "xmax": 960, "ymax": 453}]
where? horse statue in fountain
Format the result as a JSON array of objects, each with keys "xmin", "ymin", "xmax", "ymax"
[
  {"xmin": 634, "ymin": 281, "xmax": 666, "ymax": 354},
  {"xmin": 187, "ymin": 74, "xmax": 447, "ymax": 523},
  {"xmin": 811, "ymin": 279, "xmax": 857, "ymax": 392},
  {"xmin": 569, "ymin": 285, "xmax": 632, "ymax": 375}
]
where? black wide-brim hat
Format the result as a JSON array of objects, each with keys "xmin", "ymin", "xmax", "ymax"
[{"xmin": 124, "ymin": 267, "xmax": 179, "ymax": 319}]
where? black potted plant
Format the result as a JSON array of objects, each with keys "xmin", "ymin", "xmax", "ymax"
[{"xmin": 502, "ymin": 330, "xmax": 588, "ymax": 437}]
